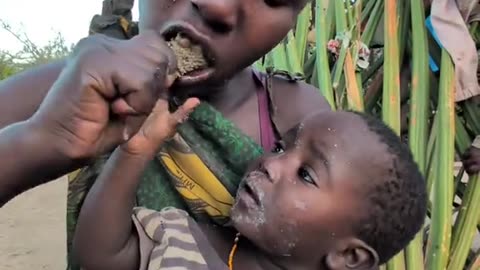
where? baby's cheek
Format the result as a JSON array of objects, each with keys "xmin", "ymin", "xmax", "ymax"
[
  {"xmin": 266, "ymin": 196, "xmax": 310, "ymax": 256},
  {"xmin": 267, "ymin": 215, "xmax": 301, "ymax": 257}
]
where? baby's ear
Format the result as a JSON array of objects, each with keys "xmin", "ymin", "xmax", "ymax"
[{"xmin": 325, "ymin": 238, "xmax": 379, "ymax": 270}]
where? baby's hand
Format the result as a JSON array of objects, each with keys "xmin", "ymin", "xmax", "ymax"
[{"xmin": 121, "ymin": 97, "xmax": 200, "ymax": 157}]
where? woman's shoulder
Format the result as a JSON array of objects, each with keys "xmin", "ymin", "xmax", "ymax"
[{"xmin": 267, "ymin": 74, "xmax": 332, "ymax": 134}]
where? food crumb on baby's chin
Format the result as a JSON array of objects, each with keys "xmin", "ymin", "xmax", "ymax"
[{"xmin": 293, "ymin": 199, "xmax": 307, "ymax": 211}]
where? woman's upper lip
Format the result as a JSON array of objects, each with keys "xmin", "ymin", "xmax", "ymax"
[{"xmin": 160, "ymin": 21, "xmax": 216, "ymax": 65}]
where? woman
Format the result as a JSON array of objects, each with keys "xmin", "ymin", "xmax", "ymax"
[{"xmin": 0, "ymin": 0, "xmax": 330, "ymax": 268}]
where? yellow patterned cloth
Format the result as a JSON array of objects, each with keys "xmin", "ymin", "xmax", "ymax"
[
  {"xmin": 67, "ymin": 102, "xmax": 264, "ymax": 270},
  {"xmin": 157, "ymin": 134, "xmax": 235, "ymax": 220}
]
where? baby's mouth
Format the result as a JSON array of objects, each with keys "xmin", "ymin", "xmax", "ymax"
[
  {"xmin": 242, "ymin": 171, "xmax": 268, "ymax": 206},
  {"xmin": 243, "ymin": 182, "xmax": 260, "ymax": 205},
  {"xmin": 165, "ymin": 31, "xmax": 214, "ymax": 77}
]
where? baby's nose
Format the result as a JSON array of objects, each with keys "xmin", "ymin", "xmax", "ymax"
[
  {"xmin": 190, "ymin": 0, "xmax": 239, "ymax": 34},
  {"xmin": 262, "ymin": 157, "xmax": 284, "ymax": 183}
]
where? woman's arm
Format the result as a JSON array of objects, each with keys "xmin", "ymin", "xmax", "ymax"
[
  {"xmin": 0, "ymin": 60, "xmax": 65, "ymax": 128},
  {"xmin": 0, "ymin": 30, "xmax": 184, "ymax": 207},
  {"xmin": 0, "ymin": 120, "xmax": 78, "ymax": 206}
]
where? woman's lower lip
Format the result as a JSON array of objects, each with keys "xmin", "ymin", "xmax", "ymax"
[{"xmin": 175, "ymin": 67, "xmax": 215, "ymax": 86}]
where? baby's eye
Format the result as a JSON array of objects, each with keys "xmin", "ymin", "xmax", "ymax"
[
  {"xmin": 272, "ymin": 142, "xmax": 285, "ymax": 153},
  {"xmin": 298, "ymin": 167, "xmax": 316, "ymax": 186}
]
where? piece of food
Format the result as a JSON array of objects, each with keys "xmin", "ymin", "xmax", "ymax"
[{"xmin": 167, "ymin": 34, "xmax": 208, "ymax": 76}]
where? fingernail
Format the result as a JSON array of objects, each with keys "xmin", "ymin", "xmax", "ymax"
[{"xmin": 125, "ymin": 106, "xmax": 138, "ymax": 115}]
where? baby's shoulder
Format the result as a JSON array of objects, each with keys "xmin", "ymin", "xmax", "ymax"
[
  {"xmin": 132, "ymin": 208, "xmax": 228, "ymax": 269},
  {"xmin": 132, "ymin": 207, "xmax": 195, "ymax": 242},
  {"xmin": 133, "ymin": 206, "xmax": 190, "ymax": 222}
]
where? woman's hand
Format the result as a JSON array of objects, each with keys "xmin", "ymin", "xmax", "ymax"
[{"xmin": 29, "ymin": 30, "xmax": 178, "ymax": 163}]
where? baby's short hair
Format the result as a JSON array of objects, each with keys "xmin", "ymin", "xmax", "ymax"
[{"xmin": 351, "ymin": 111, "xmax": 427, "ymax": 264}]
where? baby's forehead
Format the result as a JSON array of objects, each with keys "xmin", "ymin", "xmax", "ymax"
[
  {"xmin": 298, "ymin": 111, "xmax": 371, "ymax": 137},
  {"xmin": 299, "ymin": 112, "xmax": 390, "ymax": 160},
  {"xmin": 282, "ymin": 113, "xmax": 353, "ymax": 147}
]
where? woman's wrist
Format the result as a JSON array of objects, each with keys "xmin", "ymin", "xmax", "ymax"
[
  {"xmin": 23, "ymin": 118, "xmax": 82, "ymax": 169},
  {"xmin": 0, "ymin": 120, "xmax": 80, "ymax": 205}
]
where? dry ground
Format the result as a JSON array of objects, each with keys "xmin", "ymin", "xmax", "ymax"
[{"xmin": 0, "ymin": 177, "xmax": 67, "ymax": 270}]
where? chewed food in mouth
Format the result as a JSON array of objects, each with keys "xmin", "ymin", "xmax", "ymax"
[{"xmin": 166, "ymin": 33, "xmax": 208, "ymax": 76}]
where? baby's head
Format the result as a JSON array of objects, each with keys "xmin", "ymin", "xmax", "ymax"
[
  {"xmin": 137, "ymin": 0, "xmax": 310, "ymax": 88},
  {"xmin": 230, "ymin": 111, "xmax": 427, "ymax": 269}
]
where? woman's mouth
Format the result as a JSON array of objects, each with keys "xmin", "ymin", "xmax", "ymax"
[
  {"xmin": 162, "ymin": 23, "xmax": 216, "ymax": 86},
  {"xmin": 167, "ymin": 33, "xmax": 209, "ymax": 75}
]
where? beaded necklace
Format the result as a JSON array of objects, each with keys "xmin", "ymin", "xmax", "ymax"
[{"xmin": 228, "ymin": 233, "xmax": 241, "ymax": 270}]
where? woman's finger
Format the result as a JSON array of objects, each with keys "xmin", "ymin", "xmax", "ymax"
[{"xmin": 111, "ymin": 98, "xmax": 139, "ymax": 116}]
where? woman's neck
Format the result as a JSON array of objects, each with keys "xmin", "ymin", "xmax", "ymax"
[
  {"xmin": 172, "ymin": 67, "xmax": 257, "ymax": 116},
  {"xmin": 206, "ymin": 67, "xmax": 257, "ymax": 116}
]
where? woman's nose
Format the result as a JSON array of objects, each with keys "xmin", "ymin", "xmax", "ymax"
[{"xmin": 190, "ymin": 0, "xmax": 239, "ymax": 33}]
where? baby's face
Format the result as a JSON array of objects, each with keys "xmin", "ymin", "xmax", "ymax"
[{"xmin": 230, "ymin": 111, "xmax": 391, "ymax": 259}]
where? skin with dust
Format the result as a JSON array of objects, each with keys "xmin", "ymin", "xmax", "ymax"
[
  {"xmin": 231, "ymin": 171, "xmax": 267, "ymax": 229},
  {"xmin": 294, "ymin": 122, "xmax": 304, "ymax": 148},
  {"xmin": 293, "ymin": 199, "xmax": 307, "ymax": 211},
  {"xmin": 229, "ymin": 110, "xmax": 396, "ymax": 265},
  {"xmin": 231, "ymin": 168, "xmax": 301, "ymax": 256}
]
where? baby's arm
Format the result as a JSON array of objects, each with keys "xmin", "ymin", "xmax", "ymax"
[{"xmin": 72, "ymin": 98, "xmax": 199, "ymax": 270}]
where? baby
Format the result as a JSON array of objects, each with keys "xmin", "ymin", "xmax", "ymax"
[{"xmin": 73, "ymin": 97, "xmax": 427, "ymax": 270}]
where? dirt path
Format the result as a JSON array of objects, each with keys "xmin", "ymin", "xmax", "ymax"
[{"xmin": 0, "ymin": 177, "xmax": 67, "ymax": 270}]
